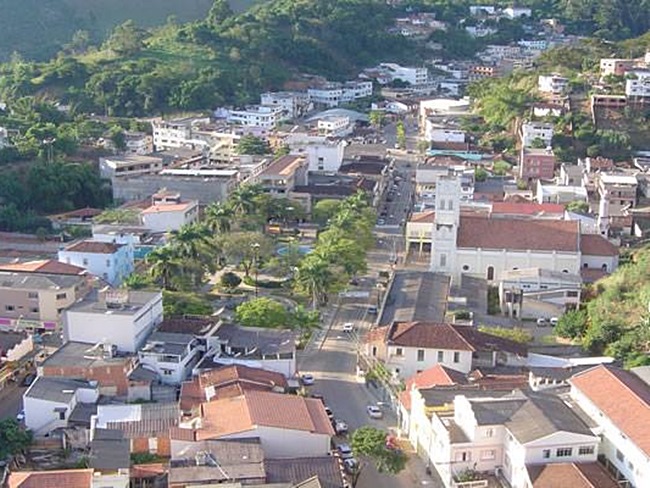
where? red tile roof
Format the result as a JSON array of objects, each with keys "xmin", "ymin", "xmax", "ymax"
[
  {"xmin": 0, "ymin": 259, "xmax": 87, "ymax": 276},
  {"xmin": 579, "ymin": 234, "xmax": 619, "ymax": 256},
  {"xmin": 386, "ymin": 322, "xmax": 527, "ymax": 356},
  {"xmin": 570, "ymin": 365, "xmax": 650, "ymax": 456},
  {"xmin": 130, "ymin": 463, "xmax": 168, "ymax": 479},
  {"xmin": 491, "ymin": 202, "xmax": 565, "ymax": 216},
  {"xmin": 49, "ymin": 207, "xmax": 103, "ymax": 220},
  {"xmin": 198, "ymin": 390, "xmax": 334, "ymax": 439},
  {"xmin": 457, "ymin": 215, "xmax": 580, "ymax": 252},
  {"xmin": 8, "ymin": 469, "xmax": 93, "ymax": 488},
  {"xmin": 409, "ymin": 211, "xmax": 436, "ymax": 223},
  {"xmin": 180, "ymin": 365, "xmax": 288, "ymax": 412},
  {"xmin": 527, "ymin": 462, "xmax": 618, "ymax": 488},
  {"xmin": 64, "ymin": 240, "xmax": 123, "ymax": 254},
  {"xmin": 400, "ymin": 365, "xmax": 467, "ymax": 410}
]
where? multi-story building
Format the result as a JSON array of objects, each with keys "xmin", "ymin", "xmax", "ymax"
[
  {"xmin": 140, "ymin": 190, "xmax": 199, "ymax": 233},
  {"xmin": 63, "ymin": 289, "xmax": 163, "ymax": 353},
  {"xmin": 423, "ymin": 122, "xmax": 466, "ymax": 144},
  {"xmin": 308, "ymin": 81, "xmax": 373, "ymax": 107},
  {"xmin": 570, "ymin": 365, "xmax": 650, "ymax": 488},
  {"xmin": 520, "ymin": 121, "xmax": 554, "ymax": 148},
  {"xmin": 58, "ymin": 240, "xmax": 134, "ymax": 286},
  {"xmin": 600, "ymin": 58, "xmax": 635, "ymax": 78},
  {"xmin": 365, "ymin": 320, "xmax": 527, "ymax": 379},
  {"xmin": 228, "ymin": 105, "xmax": 282, "ymax": 129},
  {"xmin": 519, "ymin": 147, "xmax": 556, "ymax": 181},
  {"xmin": 378, "ymin": 63, "xmax": 429, "ymax": 85},
  {"xmin": 260, "ymin": 91, "xmax": 311, "ymax": 120},
  {"xmin": 598, "ymin": 172, "xmax": 638, "ymax": 217},
  {"xmin": 123, "ymin": 131, "xmax": 153, "ymax": 155},
  {"xmin": 151, "ymin": 118, "xmax": 207, "ymax": 150},
  {"xmin": 284, "ymin": 133, "xmax": 346, "ymax": 173},
  {"xmin": 625, "ymin": 70, "xmax": 650, "ymax": 101},
  {"xmin": 0, "ymin": 270, "xmax": 89, "ymax": 332},
  {"xmin": 138, "ymin": 331, "xmax": 203, "ymax": 385},
  {"xmin": 254, "ymin": 154, "xmax": 308, "ymax": 196},
  {"xmin": 317, "ymin": 116, "xmax": 351, "ymax": 137},
  {"xmin": 99, "ymin": 154, "xmax": 164, "ymax": 179}
]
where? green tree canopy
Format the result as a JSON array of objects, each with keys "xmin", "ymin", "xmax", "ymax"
[
  {"xmin": 351, "ymin": 426, "xmax": 407, "ymax": 475},
  {"xmin": 236, "ymin": 135, "xmax": 271, "ymax": 155},
  {"xmin": 0, "ymin": 418, "xmax": 32, "ymax": 460},
  {"xmin": 235, "ymin": 297, "xmax": 290, "ymax": 328}
]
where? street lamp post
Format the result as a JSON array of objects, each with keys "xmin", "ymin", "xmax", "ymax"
[{"xmin": 251, "ymin": 242, "xmax": 260, "ymax": 298}]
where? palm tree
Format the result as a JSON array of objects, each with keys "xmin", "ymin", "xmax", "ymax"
[
  {"xmin": 204, "ymin": 202, "xmax": 234, "ymax": 234},
  {"xmin": 170, "ymin": 223, "xmax": 221, "ymax": 280},
  {"xmin": 294, "ymin": 255, "xmax": 335, "ymax": 309},
  {"xmin": 228, "ymin": 184, "xmax": 263, "ymax": 216},
  {"xmin": 146, "ymin": 246, "xmax": 183, "ymax": 290}
]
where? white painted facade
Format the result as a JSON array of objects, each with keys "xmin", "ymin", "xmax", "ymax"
[
  {"xmin": 379, "ymin": 63, "xmax": 429, "ymax": 85},
  {"xmin": 503, "ymin": 7, "xmax": 532, "ymax": 18},
  {"xmin": 138, "ymin": 335, "xmax": 202, "ymax": 385},
  {"xmin": 228, "ymin": 105, "xmax": 282, "ymax": 129},
  {"xmin": 308, "ymin": 81, "xmax": 373, "ymax": 107},
  {"xmin": 521, "ymin": 122, "xmax": 553, "ymax": 148},
  {"xmin": 58, "ymin": 242, "xmax": 134, "ymax": 286},
  {"xmin": 285, "ymin": 133, "xmax": 346, "ymax": 173},
  {"xmin": 570, "ymin": 385, "xmax": 650, "ymax": 488},
  {"xmin": 317, "ymin": 116, "xmax": 351, "ymax": 137},
  {"xmin": 1, "ymin": 333, "xmax": 34, "ymax": 362},
  {"xmin": 382, "ymin": 344, "xmax": 473, "ymax": 379},
  {"xmin": 99, "ymin": 155, "xmax": 164, "ymax": 179},
  {"xmin": 581, "ymin": 253, "xmax": 619, "ymax": 274},
  {"xmin": 140, "ymin": 200, "xmax": 199, "ymax": 233},
  {"xmin": 23, "ymin": 380, "xmax": 99, "ymax": 435},
  {"xmin": 424, "ymin": 122, "xmax": 466, "ymax": 143},
  {"xmin": 220, "ymin": 425, "xmax": 330, "ymax": 459},
  {"xmin": 260, "ymin": 91, "xmax": 311, "ymax": 120},
  {"xmin": 152, "ymin": 119, "xmax": 198, "ymax": 150},
  {"xmin": 207, "ymin": 356, "xmax": 296, "ymax": 378},
  {"xmin": 63, "ymin": 291, "xmax": 163, "ymax": 353}
]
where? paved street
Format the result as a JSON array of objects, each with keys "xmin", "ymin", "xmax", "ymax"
[
  {"xmin": 0, "ymin": 382, "xmax": 27, "ymax": 420},
  {"xmin": 298, "ymin": 150, "xmax": 442, "ymax": 487}
]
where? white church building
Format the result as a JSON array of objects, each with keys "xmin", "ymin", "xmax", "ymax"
[{"xmin": 410, "ymin": 176, "xmax": 618, "ymax": 284}]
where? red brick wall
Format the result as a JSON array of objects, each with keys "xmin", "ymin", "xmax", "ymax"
[{"xmin": 41, "ymin": 362, "xmax": 131, "ymax": 395}]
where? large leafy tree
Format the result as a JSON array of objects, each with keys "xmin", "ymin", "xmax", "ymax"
[
  {"xmin": 235, "ymin": 297, "xmax": 290, "ymax": 328},
  {"xmin": 350, "ymin": 426, "xmax": 407, "ymax": 485},
  {"xmin": 204, "ymin": 202, "xmax": 234, "ymax": 234},
  {"xmin": 219, "ymin": 231, "xmax": 273, "ymax": 276},
  {"xmin": 0, "ymin": 418, "xmax": 32, "ymax": 460},
  {"xmin": 294, "ymin": 254, "xmax": 338, "ymax": 308},
  {"xmin": 145, "ymin": 246, "xmax": 184, "ymax": 290}
]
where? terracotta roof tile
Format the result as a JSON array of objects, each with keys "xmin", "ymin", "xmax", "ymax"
[
  {"xmin": 8, "ymin": 469, "xmax": 93, "ymax": 488},
  {"xmin": 387, "ymin": 322, "xmax": 528, "ymax": 357},
  {"xmin": 409, "ymin": 211, "xmax": 436, "ymax": 223},
  {"xmin": 198, "ymin": 390, "xmax": 334, "ymax": 440},
  {"xmin": 0, "ymin": 259, "xmax": 87, "ymax": 276},
  {"xmin": 527, "ymin": 462, "xmax": 618, "ymax": 488},
  {"xmin": 491, "ymin": 202, "xmax": 565, "ymax": 216},
  {"xmin": 570, "ymin": 365, "xmax": 650, "ymax": 456},
  {"xmin": 579, "ymin": 234, "xmax": 619, "ymax": 256},
  {"xmin": 457, "ymin": 215, "xmax": 580, "ymax": 252},
  {"xmin": 141, "ymin": 201, "xmax": 195, "ymax": 214},
  {"xmin": 401, "ymin": 365, "xmax": 466, "ymax": 410},
  {"xmin": 130, "ymin": 463, "xmax": 168, "ymax": 478},
  {"xmin": 64, "ymin": 240, "xmax": 123, "ymax": 254}
]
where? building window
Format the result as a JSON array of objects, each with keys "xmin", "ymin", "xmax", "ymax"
[
  {"xmin": 567, "ymin": 291, "xmax": 579, "ymax": 297},
  {"xmin": 437, "ymin": 351, "xmax": 444, "ymax": 362},
  {"xmin": 56, "ymin": 293, "xmax": 67, "ymax": 300},
  {"xmin": 372, "ymin": 346, "xmax": 377, "ymax": 357},
  {"xmin": 481, "ymin": 449, "xmax": 496, "ymax": 460},
  {"xmin": 616, "ymin": 449, "xmax": 625, "ymax": 462},
  {"xmin": 453, "ymin": 352, "xmax": 460, "ymax": 363},
  {"xmin": 578, "ymin": 446, "xmax": 595, "ymax": 456},
  {"xmin": 462, "ymin": 265, "xmax": 469, "ymax": 271},
  {"xmin": 29, "ymin": 307, "xmax": 39, "ymax": 314},
  {"xmin": 28, "ymin": 292, "xmax": 38, "ymax": 299},
  {"xmin": 83, "ymin": 259, "xmax": 89, "ymax": 266},
  {"xmin": 5, "ymin": 305, "xmax": 15, "ymax": 311},
  {"xmin": 417, "ymin": 349, "xmax": 425, "ymax": 362},
  {"xmin": 106, "ymin": 259, "xmax": 111, "ymax": 267},
  {"xmin": 486, "ymin": 266, "xmax": 495, "ymax": 281},
  {"xmin": 162, "ymin": 369, "xmax": 173, "ymax": 376},
  {"xmin": 440, "ymin": 254, "xmax": 447, "ymax": 267},
  {"xmin": 556, "ymin": 447, "xmax": 572, "ymax": 457},
  {"xmin": 562, "ymin": 269, "xmax": 569, "ymax": 273},
  {"xmin": 455, "ymin": 451, "xmax": 471, "ymax": 462},
  {"xmin": 395, "ymin": 348, "xmax": 404, "ymax": 357},
  {"xmin": 485, "ymin": 428, "xmax": 494, "ymax": 438},
  {"xmin": 59, "ymin": 410, "xmax": 66, "ymax": 420},
  {"xmin": 542, "ymin": 449, "xmax": 551, "ymax": 459}
]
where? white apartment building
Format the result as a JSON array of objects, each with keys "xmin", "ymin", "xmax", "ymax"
[
  {"xmin": 285, "ymin": 132, "xmax": 346, "ymax": 173},
  {"xmin": 138, "ymin": 331, "xmax": 203, "ymax": 385},
  {"xmin": 317, "ymin": 116, "xmax": 351, "ymax": 137},
  {"xmin": 63, "ymin": 289, "xmax": 164, "ymax": 353},
  {"xmin": 123, "ymin": 131, "xmax": 153, "ymax": 155},
  {"xmin": 413, "ymin": 390, "xmax": 600, "ymax": 488},
  {"xmin": 260, "ymin": 91, "xmax": 311, "ymax": 120},
  {"xmin": 379, "ymin": 63, "xmax": 429, "ymax": 85},
  {"xmin": 151, "ymin": 118, "xmax": 196, "ymax": 150},
  {"xmin": 503, "ymin": 7, "xmax": 532, "ymax": 18},
  {"xmin": 518, "ymin": 39, "xmax": 548, "ymax": 51},
  {"xmin": 424, "ymin": 121, "xmax": 466, "ymax": 144},
  {"xmin": 521, "ymin": 121, "xmax": 554, "ymax": 148},
  {"xmin": 228, "ymin": 105, "xmax": 282, "ymax": 129},
  {"xmin": 308, "ymin": 81, "xmax": 373, "ymax": 107},
  {"xmin": 140, "ymin": 191, "xmax": 199, "ymax": 233},
  {"xmin": 58, "ymin": 240, "xmax": 134, "ymax": 286},
  {"xmin": 538, "ymin": 74, "xmax": 569, "ymax": 94},
  {"xmin": 570, "ymin": 365, "xmax": 650, "ymax": 488},
  {"xmin": 625, "ymin": 70, "xmax": 650, "ymax": 99}
]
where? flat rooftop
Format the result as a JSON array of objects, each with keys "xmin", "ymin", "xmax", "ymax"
[
  {"xmin": 42, "ymin": 341, "xmax": 131, "ymax": 368},
  {"xmin": 0, "ymin": 271, "xmax": 83, "ymax": 291},
  {"xmin": 258, "ymin": 155, "xmax": 304, "ymax": 178},
  {"xmin": 379, "ymin": 271, "xmax": 450, "ymax": 326},
  {"xmin": 67, "ymin": 290, "xmax": 161, "ymax": 316}
]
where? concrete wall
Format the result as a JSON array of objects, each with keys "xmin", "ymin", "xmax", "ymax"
[
  {"xmin": 223, "ymin": 425, "xmax": 330, "ymax": 458},
  {"xmin": 112, "ymin": 175, "xmax": 237, "ymax": 205}
]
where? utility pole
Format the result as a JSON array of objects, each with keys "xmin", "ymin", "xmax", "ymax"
[{"xmin": 251, "ymin": 242, "xmax": 260, "ymax": 297}]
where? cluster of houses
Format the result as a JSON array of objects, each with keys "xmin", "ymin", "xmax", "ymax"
[{"xmin": 6, "ymin": 287, "xmax": 351, "ymax": 488}]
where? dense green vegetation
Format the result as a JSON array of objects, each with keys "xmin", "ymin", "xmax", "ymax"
[
  {"xmin": 555, "ymin": 247, "xmax": 650, "ymax": 367},
  {"xmin": 0, "ymin": 0, "xmax": 259, "ymax": 61},
  {"xmin": 0, "ymin": 0, "xmax": 414, "ymax": 117}
]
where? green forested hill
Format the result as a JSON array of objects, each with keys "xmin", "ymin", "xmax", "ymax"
[{"xmin": 0, "ymin": 0, "xmax": 259, "ymax": 61}]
